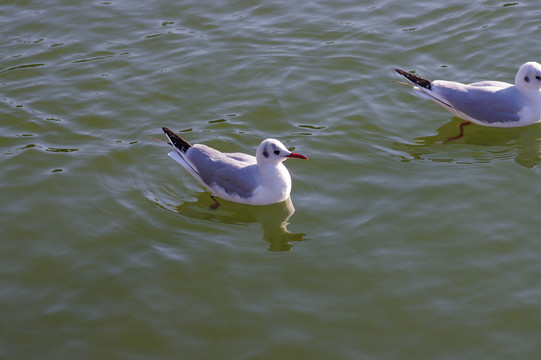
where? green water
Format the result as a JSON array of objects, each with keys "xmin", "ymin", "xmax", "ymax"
[{"xmin": 2, "ymin": 0, "xmax": 541, "ymax": 359}]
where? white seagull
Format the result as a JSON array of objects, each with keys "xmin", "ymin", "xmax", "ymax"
[
  {"xmin": 162, "ymin": 127, "xmax": 308, "ymax": 208},
  {"xmin": 395, "ymin": 61, "xmax": 541, "ymax": 140}
]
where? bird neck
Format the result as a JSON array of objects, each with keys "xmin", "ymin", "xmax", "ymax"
[
  {"xmin": 258, "ymin": 161, "xmax": 284, "ymax": 176},
  {"xmin": 520, "ymin": 87, "xmax": 541, "ymax": 102},
  {"xmin": 258, "ymin": 162, "xmax": 290, "ymax": 187}
]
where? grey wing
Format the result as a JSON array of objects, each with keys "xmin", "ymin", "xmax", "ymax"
[
  {"xmin": 438, "ymin": 85, "xmax": 524, "ymax": 124},
  {"xmin": 187, "ymin": 146, "xmax": 258, "ymax": 197},
  {"xmin": 224, "ymin": 152, "xmax": 257, "ymax": 164},
  {"xmin": 210, "ymin": 165, "xmax": 259, "ymax": 198},
  {"xmin": 467, "ymin": 81, "xmax": 512, "ymax": 88}
]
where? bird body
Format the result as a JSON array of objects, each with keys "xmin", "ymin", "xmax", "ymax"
[
  {"xmin": 162, "ymin": 127, "xmax": 307, "ymax": 206},
  {"xmin": 395, "ymin": 62, "xmax": 541, "ymax": 128}
]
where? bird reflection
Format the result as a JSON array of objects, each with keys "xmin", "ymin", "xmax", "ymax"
[
  {"xmin": 392, "ymin": 118, "xmax": 541, "ymax": 168},
  {"xmin": 173, "ymin": 193, "xmax": 306, "ymax": 251}
]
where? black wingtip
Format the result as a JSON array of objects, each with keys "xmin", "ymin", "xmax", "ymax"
[
  {"xmin": 162, "ymin": 127, "xmax": 192, "ymax": 152},
  {"xmin": 395, "ymin": 68, "xmax": 432, "ymax": 90}
]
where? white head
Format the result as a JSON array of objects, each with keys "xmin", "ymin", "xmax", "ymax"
[
  {"xmin": 515, "ymin": 61, "xmax": 541, "ymax": 93},
  {"xmin": 255, "ymin": 139, "xmax": 308, "ymax": 165}
]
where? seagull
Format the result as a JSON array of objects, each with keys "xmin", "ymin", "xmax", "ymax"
[
  {"xmin": 161, "ymin": 127, "xmax": 308, "ymax": 208},
  {"xmin": 395, "ymin": 62, "xmax": 541, "ymax": 140}
]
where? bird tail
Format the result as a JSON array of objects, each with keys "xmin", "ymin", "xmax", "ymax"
[
  {"xmin": 162, "ymin": 127, "xmax": 192, "ymax": 153},
  {"xmin": 394, "ymin": 69, "xmax": 454, "ymax": 108},
  {"xmin": 162, "ymin": 127, "xmax": 201, "ymax": 177},
  {"xmin": 395, "ymin": 69, "xmax": 432, "ymax": 90}
]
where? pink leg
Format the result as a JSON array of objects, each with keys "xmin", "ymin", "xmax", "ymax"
[
  {"xmin": 209, "ymin": 195, "xmax": 220, "ymax": 210},
  {"xmin": 446, "ymin": 121, "xmax": 471, "ymax": 142}
]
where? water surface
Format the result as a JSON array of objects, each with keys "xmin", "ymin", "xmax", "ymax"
[{"xmin": 2, "ymin": 0, "xmax": 541, "ymax": 359}]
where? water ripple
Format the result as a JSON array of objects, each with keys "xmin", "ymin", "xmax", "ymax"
[{"xmin": 3, "ymin": 0, "xmax": 541, "ymax": 358}]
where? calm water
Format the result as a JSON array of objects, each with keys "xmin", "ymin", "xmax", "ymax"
[{"xmin": 2, "ymin": 0, "xmax": 541, "ymax": 358}]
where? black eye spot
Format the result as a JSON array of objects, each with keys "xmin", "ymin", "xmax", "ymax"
[
  {"xmin": 274, "ymin": 150, "xmax": 280, "ymax": 155},
  {"xmin": 524, "ymin": 76, "xmax": 530, "ymax": 83},
  {"xmin": 536, "ymin": 75, "xmax": 541, "ymax": 81},
  {"xmin": 263, "ymin": 150, "xmax": 269, "ymax": 158}
]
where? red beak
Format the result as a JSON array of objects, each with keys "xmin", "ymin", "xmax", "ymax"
[{"xmin": 286, "ymin": 152, "xmax": 308, "ymax": 160}]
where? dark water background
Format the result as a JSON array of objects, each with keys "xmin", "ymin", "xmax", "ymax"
[{"xmin": 2, "ymin": 0, "xmax": 541, "ymax": 358}]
